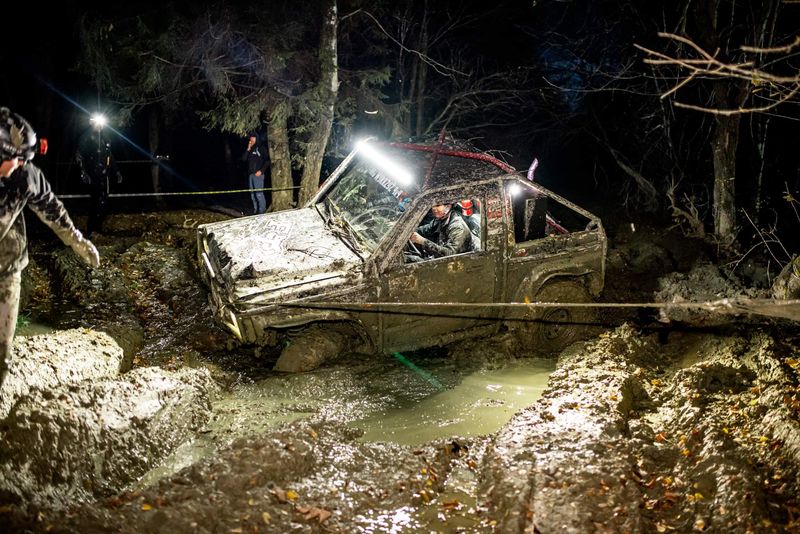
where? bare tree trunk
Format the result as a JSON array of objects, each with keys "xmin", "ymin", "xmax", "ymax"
[
  {"xmin": 711, "ymin": 82, "xmax": 742, "ymax": 244},
  {"xmin": 147, "ymin": 107, "xmax": 161, "ymax": 196},
  {"xmin": 299, "ymin": 0, "xmax": 339, "ymax": 205},
  {"xmin": 753, "ymin": 116, "xmax": 770, "ymax": 224},
  {"xmin": 414, "ymin": 2, "xmax": 429, "ymax": 137},
  {"xmin": 267, "ymin": 98, "xmax": 294, "ymax": 211}
]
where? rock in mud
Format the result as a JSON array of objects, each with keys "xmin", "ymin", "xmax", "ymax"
[
  {"xmin": 0, "ymin": 328, "xmax": 124, "ymax": 419},
  {"xmin": 0, "ymin": 366, "xmax": 215, "ymax": 508}
]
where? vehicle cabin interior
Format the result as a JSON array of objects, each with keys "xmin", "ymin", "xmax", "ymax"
[
  {"xmin": 403, "ymin": 199, "xmax": 483, "ymax": 263},
  {"xmin": 507, "ymin": 180, "xmax": 592, "ymax": 245}
]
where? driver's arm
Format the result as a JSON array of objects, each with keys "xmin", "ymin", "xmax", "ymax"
[{"xmin": 414, "ymin": 218, "xmax": 470, "ymax": 258}]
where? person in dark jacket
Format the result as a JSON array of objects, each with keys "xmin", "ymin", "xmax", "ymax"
[
  {"xmin": 408, "ymin": 202, "xmax": 477, "ymax": 261},
  {"xmin": 242, "ymin": 133, "xmax": 270, "ymax": 214},
  {"xmin": 75, "ymin": 116, "xmax": 122, "ymax": 236},
  {"xmin": 0, "ymin": 107, "xmax": 99, "ymax": 388}
]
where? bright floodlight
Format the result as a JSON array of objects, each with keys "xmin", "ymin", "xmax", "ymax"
[
  {"xmin": 90, "ymin": 113, "xmax": 107, "ymax": 128},
  {"xmin": 508, "ymin": 183, "xmax": 522, "ymax": 197},
  {"xmin": 356, "ymin": 140, "xmax": 413, "ymax": 186}
]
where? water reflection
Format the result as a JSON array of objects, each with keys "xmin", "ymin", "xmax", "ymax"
[
  {"xmin": 134, "ymin": 355, "xmax": 554, "ymax": 490},
  {"xmin": 350, "ymin": 359, "xmax": 555, "ymax": 445}
]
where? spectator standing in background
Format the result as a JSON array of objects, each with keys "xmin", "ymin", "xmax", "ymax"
[{"xmin": 242, "ymin": 133, "xmax": 270, "ymax": 215}]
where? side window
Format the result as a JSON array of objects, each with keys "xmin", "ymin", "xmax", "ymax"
[
  {"xmin": 404, "ymin": 198, "xmax": 483, "ymax": 264},
  {"xmin": 507, "ymin": 180, "xmax": 591, "ymax": 244}
]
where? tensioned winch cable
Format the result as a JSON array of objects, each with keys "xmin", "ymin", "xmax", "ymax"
[{"xmin": 272, "ymin": 298, "xmax": 800, "ymax": 322}]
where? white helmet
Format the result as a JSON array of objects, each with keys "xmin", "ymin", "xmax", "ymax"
[{"xmin": 0, "ymin": 107, "xmax": 39, "ymax": 162}]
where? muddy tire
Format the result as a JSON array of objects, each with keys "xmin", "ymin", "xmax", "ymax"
[{"xmin": 514, "ymin": 280, "xmax": 596, "ymax": 354}]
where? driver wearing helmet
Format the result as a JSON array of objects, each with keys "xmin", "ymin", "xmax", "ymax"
[{"xmin": 0, "ymin": 107, "xmax": 100, "ymax": 388}]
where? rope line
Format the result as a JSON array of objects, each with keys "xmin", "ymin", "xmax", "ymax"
[
  {"xmin": 57, "ymin": 186, "xmax": 299, "ymax": 199},
  {"xmin": 271, "ymin": 298, "xmax": 800, "ymax": 322}
]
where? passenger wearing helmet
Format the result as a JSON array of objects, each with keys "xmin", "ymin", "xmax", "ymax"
[{"xmin": 0, "ymin": 107, "xmax": 100, "ymax": 388}]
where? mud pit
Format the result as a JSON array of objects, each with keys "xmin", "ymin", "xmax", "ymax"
[{"xmin": 1, "ymin": 213, "xmax": 799, "ymax": 532}]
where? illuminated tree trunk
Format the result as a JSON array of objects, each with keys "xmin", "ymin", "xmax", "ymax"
[
  {"xmin": 147, "ymin": 107, "xmax": 161, "ymax": 196},
  {"xmin": 711, "ymin": 113, "xmax": 739, "ymax": 243},
  {"xmin": 298, "ymin": 0, "xmax": 339, "ymax": 205},
  {"xmin": 710, "ymin": 80, "xmax": 746, "ymax": 244},
  {"xmin": 267, "ymin": 98, "xmax": 293, "ymax": 211}
]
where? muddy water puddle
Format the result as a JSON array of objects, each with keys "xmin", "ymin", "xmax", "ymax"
[
  {"xmin": 136, "ymin": 355, "xmax": 555, "ymax": 490},
  {"xmin": 351, "ymin": 359, "xmax": 554, "ymax": 446}
]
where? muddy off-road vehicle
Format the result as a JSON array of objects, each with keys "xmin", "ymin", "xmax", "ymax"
[{"xmin": 197, "ymin": 139, "xmax": 606, "ymax": 371}]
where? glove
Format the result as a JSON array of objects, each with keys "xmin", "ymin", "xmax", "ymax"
[{"xmin": 71, "ymin": 234, "xmax": 101, "ymax": 268}]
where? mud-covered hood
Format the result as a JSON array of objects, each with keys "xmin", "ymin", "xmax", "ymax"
[{"xmin": 200, "ymin": 207, "xmax": 364, "ymax": 302}]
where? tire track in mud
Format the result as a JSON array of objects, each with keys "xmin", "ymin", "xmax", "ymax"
[{"xmin": 479, "ymin": 324, "xmax": 800, "ymax": 532}]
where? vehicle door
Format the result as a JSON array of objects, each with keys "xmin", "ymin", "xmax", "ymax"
[{"xmin": 378, "ymin": 188, "xmax": 501, "ymax": 352}]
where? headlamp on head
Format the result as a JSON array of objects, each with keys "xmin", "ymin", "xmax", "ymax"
[{"xmin": 90, "ymin": 113, "xmax": 107, "ymax": 130}]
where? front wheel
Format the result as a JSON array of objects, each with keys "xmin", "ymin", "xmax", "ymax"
[{"xmin": 513, "ymin": 280, "xmax": 596, "ymax": 354}]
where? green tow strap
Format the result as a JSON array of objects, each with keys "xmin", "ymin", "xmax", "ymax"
[{"xmin": 391, "ymin": 352, "xmax": 444, "ymax": 391}]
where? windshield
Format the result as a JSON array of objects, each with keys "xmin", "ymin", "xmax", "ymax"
[{"xmin": 318, "ymin": 151, "xmax": 416, "ymax": 253}]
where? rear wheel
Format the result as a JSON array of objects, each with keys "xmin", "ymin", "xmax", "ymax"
[{"xmin": 514, "ymin": 280, "xmax": 596, "ymax": 354}]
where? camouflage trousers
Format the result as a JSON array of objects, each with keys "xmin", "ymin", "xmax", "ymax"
[{"xmin": 0, "ymin": 271, "xmax": 21, "ymax": 389}]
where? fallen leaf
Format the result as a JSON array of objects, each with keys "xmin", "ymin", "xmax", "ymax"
[
  {"xmin": 286, "ymin": 490, "xmax": 299, "ymax": 502},
  {"xmin": 655, "ymin": 432, "xmax": 667, "ymax": 443},
  {"xmin": 651, "ymin": 379, "xmax": 662, "ymax": 387},
  {"xmin": 141, "ymin": 503, "xmax": 152, "ymax": 511},
  {"xmin": 295, "ymin": 506, "xmax": 332, "ymax": 523},
  {"xmin": 262, "ymin": 512, "xmax": 271, "ymax": 524},
  {"xmin": 271, "ymin": 487, "xmax": 287, "ymax": 503},
  {"xmin": 786, "ymin": 358, "xmax": 799, "ymax": 369},
  {"xmin": 441, "ymin": 499, "xmax": 461, "ymax": 511}
]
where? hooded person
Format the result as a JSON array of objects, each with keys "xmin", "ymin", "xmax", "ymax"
[
  {"xmin": 0, "ymin": 107, "xmax": 100, "ymax": 388},
  {"xmin": 242, "ymin": 132, "xmax": 270, "ymax": 215}
]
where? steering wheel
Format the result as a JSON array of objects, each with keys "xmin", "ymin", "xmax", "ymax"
[
  {"xmin": 406, "ymin": 239, "xmax": 423, "ymax": 256},
  {"xmin": 348, "ymin": 206, "xmax": 397, "ymax": 227}
]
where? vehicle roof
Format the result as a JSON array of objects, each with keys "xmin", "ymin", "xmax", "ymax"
[{"xmin": 375, "ymin": 138, "xmax": 517, "ymax": 191}]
